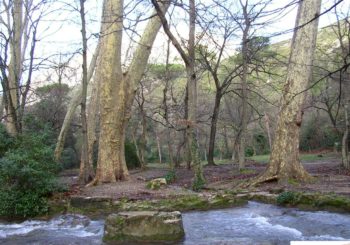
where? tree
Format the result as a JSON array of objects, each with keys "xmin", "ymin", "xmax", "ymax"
[
  {"xmin": 0, "ymin": 0, "xmax": 46, "ymax": 136},
  {"xmin": 197, "ymin": 43, "xmax": 241, "ymax": 166},
  {"xmin": 250, "ymin": 0, "xmax": 322, "ymax": 185},
  {"xmin": 195, "ymin": 4, "xmax": 243, "ymax": 165},
  {"xmin": 152, "ymin": 0, "xmax": 206, "ymax": 190},
  {"xmin": 30, "ymin": 83, "xmax": 71, "ymax": 131},
  {"xmin": 134, "ymin": 77, "xmax": 148, "ymax": 169},
  {"xmin": 54, "ymin": 45, "xmax": 99, "ymax": 161},
  {"xmin": 162, "ymin": 40, "xmax": 176, "ymax": 169},
  {"xmin": 332, "ymin": 6, "xmax": 350, "ymax": 169},
  {"xmin": 91, "ymin": 0, "xmax": 170, "ymax": 184},
  {"xmin": 78, "ymin": 0, "xmax": 94, "ymax": 183},
  {"xmin": 233, "ymin": 0, "xmax": 273, "ymax": 169},
  {"xmin": 0, "ymin": 96, "xmax": 4, "ymax": 120}
]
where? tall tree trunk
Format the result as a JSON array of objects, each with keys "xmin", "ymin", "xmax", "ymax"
[
  {"xmin": 203, "ymin": 134, "xmax": 208, "ymax": 162},
  {"xmin": 167, "ymin": 129, "xmax": 175, "ymax": 169},
  {"xmin": 188, "ymin": 0, "xmax": 205, "ymax": 189},
  {"xmin": 175, "ymin": 141, "xmax": 181, "ymax": 167},
  {"xmin": 342, "ymin": 103, "xmax": 349, "ymax": 169},
  {"xmin": 233, "ymin": 135, "xmax": 239, "ymax": 159},
  {"xmin": 208, "ymin": 92, "xmax": 221, "ymax": 165},
  {"xmin": 342, "ymin": 74, "xmax": 350, "ymax": 169},
  {"xmin": 223, "ymin": 126, "xmax": 230, "ymax": 158},
  {"xmin": 184, "ymin": 85, "xmax": 191, "ymax": 169},
  {"xmin": 93, "ymin": 0, "xmax": 127, "ymax": 183},
  {"xmin": 86, "ymin": 72, "xmax": 100, "ymax": 171},
  {"xmin": 79, "ymin": 0, "xmax": 94, "ymax": 183},
  {"xmin": 0, "ymin": 96, "xmax": 4, "ymax": 120},
  {"xmin": 264, "ymin": 112, "xmax": 272, "ymax": 150},
  {"xmin": 250, "ymin": 0, "xmax": 322, "ymax": 185},
  {"xmin": 238, "ymin": 14, "xmax": 250, "ymax": 170},
  {"xmin": 6, "ymin": 0, "xmax": 23, "ymax": 136},
  {"xmin": 164, "ymin": 39, "xmax": 175, "ymax": 169},
  {"xmin": 93, "ymin": 0, "xmax": 169, "ymax": 184},
  {"xmin": 54, "ymin": 44, "xmax": 100, "ymax": 161},
  {"xmin": 139, "ymin": 109, "xmax": 147, "ymax": 168},
  {"xmin": 156, "ymin": 133, "xmax": 162, "ymax": 164}
]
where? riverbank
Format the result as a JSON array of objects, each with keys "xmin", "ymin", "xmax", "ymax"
[
  {"xmin": 61, "ymin": 153, "xmax": 350, "ymax": 198},
  {"xmin": 49, "ymin": 154, "xmax": 350, "ymax": 217}
]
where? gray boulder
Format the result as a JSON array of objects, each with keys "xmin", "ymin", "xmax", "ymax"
[{"xmin": 103, "ymin": 211, "xmax": 185, "ymax": 243}]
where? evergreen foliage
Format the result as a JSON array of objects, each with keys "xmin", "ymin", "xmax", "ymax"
[{"xmin": 0, "ymin": 127, "xmax": 61, "ymax": 218}]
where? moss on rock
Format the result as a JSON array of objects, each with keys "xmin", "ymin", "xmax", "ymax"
[
  {"xmin": 68, "ymin": 196, "xmax": 113, "ymax": 216},
  {"xmin": 146, "ymin": 178, "xmax": 167, "ymax": 190},
  {"xmin": 275, "ymin": 191, "xmax": 350, "ymax": 212},
  {"xmin": 65, "ymin": 193, "xmax": 247, "ymax": 216}
]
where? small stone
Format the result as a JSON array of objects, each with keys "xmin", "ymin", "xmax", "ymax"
[
  {"xmin": 146, "ymin": 178, "xmax": 167, "ymax": 190},
  {"xmin": 137, "ymin": 176, "xmax": 147, "ymax": 181}
]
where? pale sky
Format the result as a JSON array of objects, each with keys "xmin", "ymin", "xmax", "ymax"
[{"xmin": 3, "ymin": 0, "xmax": 349, "ymax": 89}]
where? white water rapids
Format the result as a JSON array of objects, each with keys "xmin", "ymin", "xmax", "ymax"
[{"xmin": 0, "ymin": 202, "xmax": 350, "ymax": 245}]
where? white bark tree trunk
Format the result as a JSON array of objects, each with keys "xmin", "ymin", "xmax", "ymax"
[
  {"xmin": 5, "ymin": 0, "xmax": 23, "ymax": 136},
  {"xmin": 92, "ymin": 0, "xmax": 170, "ymax": 184},
  {"xmin": 342, "ymin": 75, "xmax": 350, "ymax": 169},
  {"xmin": 251, "ymin": 0, "xmax": 322, "ymax": 185}
]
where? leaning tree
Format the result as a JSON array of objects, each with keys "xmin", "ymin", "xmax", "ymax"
[{"xmin": 250, "ymin": 0, "xmax": 322, "ymax": 185}]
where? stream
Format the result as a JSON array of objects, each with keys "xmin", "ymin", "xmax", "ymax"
[{"xmin": 1, "ymin": 201, "xmax": 350, "ymax": 245}]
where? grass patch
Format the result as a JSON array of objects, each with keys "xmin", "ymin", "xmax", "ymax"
[
  {"xmin": 299, "ymin": 153, "xmax": 329, "ymax": 163},
  {"xmin": 239, "ymin": 168, "xmax": 256, "ymax": 174},
  {"xmin": 248, "ymin": 154, "xmax": 270, "ymax": 163},
  {"xmin": 201, "ymin": 159, "xmax": 232, "ymax": 166},
  {"xmin": 248, "ymin": 152, "xmax": 335, "ymax": 164},
  {"xmin": 144, "ymin": 163, "xmax": 170, "ymax": 169}
]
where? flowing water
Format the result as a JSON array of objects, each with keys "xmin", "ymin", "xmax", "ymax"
[{"xmin": 1, "ymin": 201, "xmax": 350, "ymax": 245}]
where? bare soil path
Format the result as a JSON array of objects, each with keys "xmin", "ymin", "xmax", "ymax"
[{"xmin": 59, "ymin": 155, "xmax": 350, "ymax": 200}]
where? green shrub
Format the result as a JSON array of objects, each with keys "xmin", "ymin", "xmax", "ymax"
[
  {"xmin": 125, "ymin": 141, "xmax": 140, "ymax": 169},
  {"xmin": 276, "ymin": 191, "xmax": 298, "ymax": 205},
  {"xmin": 245, "ymin": 146, "xmax": 254, "ymax": 157},
  {"xmin": 253, "ymin": 133, "xmax": 270, "ymax": 155},
  {"xmin": 0, "ymin": 131, "xmax": 61, "ymax": 218},
  {"xmin": 164, "ymin": 170, "xmax": 176, "ymax": 184},
  {"xmin": 61, "ymin": 147, "xmax": 79, "ymax": 169},
  {"xmin": 0, "ymin": 124, "xmax": 14, "ymax": 157},
  {"xmin": 192, "ymin": 176, "xmax": 206, "ymax": 192}
]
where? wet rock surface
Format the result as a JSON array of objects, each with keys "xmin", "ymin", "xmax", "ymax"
[{"xmin": 103, "ymin": 211, "xmax": 185, "ymax": 243}]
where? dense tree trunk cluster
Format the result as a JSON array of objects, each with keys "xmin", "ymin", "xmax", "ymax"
[{"xmin": 91, "ymin": 0, "xmax": 170, "ymax": 183}]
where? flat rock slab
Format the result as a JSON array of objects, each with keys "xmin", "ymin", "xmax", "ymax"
[{"xmin": 103, "ymin": 211, "xmax": 185, "ymax": 243}]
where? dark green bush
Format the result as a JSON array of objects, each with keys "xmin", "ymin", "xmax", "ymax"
[
  {"xmin": 164, "ymin": 170, "xmax": 176, "ymax": 184},
  {"xmin": 125, "ymin": 141, "xmax": 140, "ymax": 169},
  {"xmin": 146, "ymin": 147, "xmax": 160, "ymax": 163},
  {"xmin": 61, "ymin": 147, "xmax": 79, "ymax": 169},
  {"xmin": 0, "ymin": 124, "xmax": 14, "ymax": 157},
  {"xmin": 253, "ymin": 133, "xmax": 270, "ymax": 155},
  {"xmin": 276, "ymin": 191, "xmax": 298, "ymax": 205},
  {"xmin": 192, "ymin": 175, "xmax": 206, "ymax": 192},
  {"xmin": 245, "ymin": 146, "xmax": 254, "ymax": 157},
  {"xmin": 0, "ymin": 131, "xmax": 61, "ymax": 218}
]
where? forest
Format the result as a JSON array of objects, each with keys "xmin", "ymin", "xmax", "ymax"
[{"xmin": 0, "ymin": 0, "xmax": 350, "ymax": 244}]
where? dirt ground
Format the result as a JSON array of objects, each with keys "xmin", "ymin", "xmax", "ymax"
[{"xmin": 59, "ymin": 155, "xmax": 350, "ymax": 200}]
